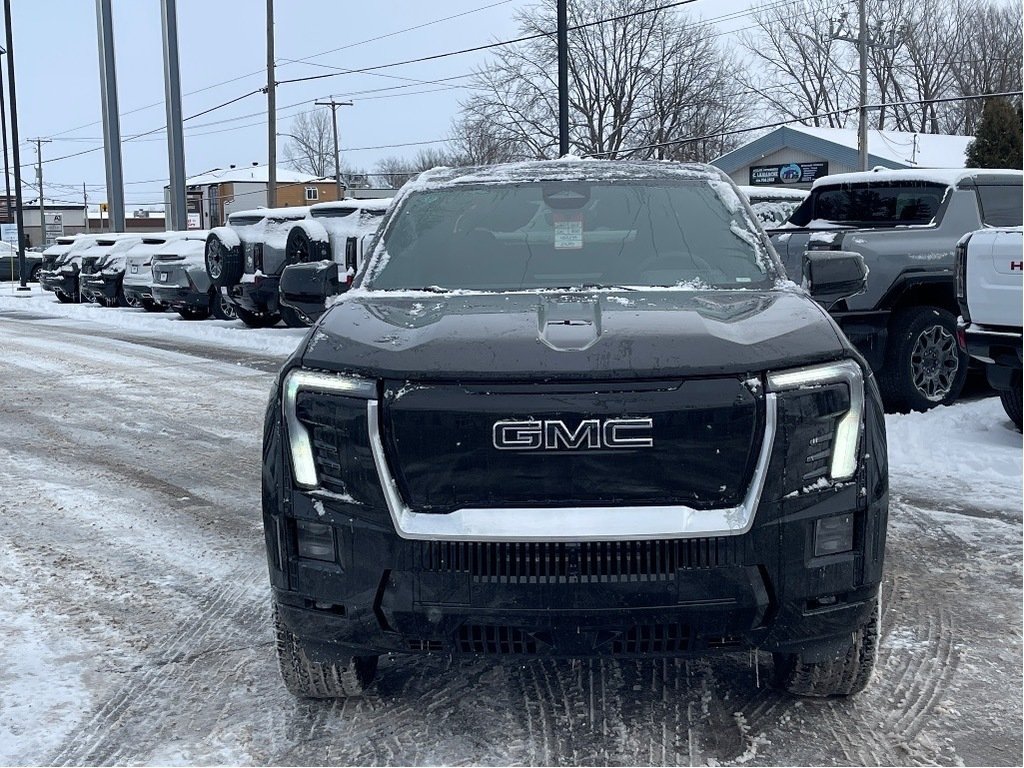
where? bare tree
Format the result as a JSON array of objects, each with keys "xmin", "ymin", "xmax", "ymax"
[
  {"xmin": 283, "ymin": 111, "xmax": 333, "ymax": 177},
  {"xmin": 747, "ymin": 0, "xmax": 1021, "ymax": 137},
  {"xmin": 449, "ymin": 114, "xmax": 525, "ymax": 165},
  {"xmin": 459, "ymin": 0, "xmax": 749, "ymax": 159},
  {"xmin": 740, "ymin": 0, "xmax": 856, "ymax": 128},
  {"xmin": 945, "ymin": 1, "xmax": 1022, "ymax": 134},
  {"xmin": 373, "ymin": 147, "xmax": 459, "ymax": 189}
]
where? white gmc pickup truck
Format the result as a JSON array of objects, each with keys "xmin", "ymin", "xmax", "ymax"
[{"xmin": 956, "ymin": 227, "xmax": 1023, "ymax": 429}]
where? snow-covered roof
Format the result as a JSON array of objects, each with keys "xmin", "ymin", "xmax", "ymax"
[
  {"xmin": 229, "ymin": 205, "xmax": 310, "ymax": 221},
  {"xmin": 713, "ymin": 125, "xmax": 980, "ymax": 175},
  {"xmin": 786, "ymin": 125, "xmax": 973, "ymax": 168},
  {"xmin": 184, "ymin": 166, "xmax": 331, "ymax": 187},
  {"xmin": 811, "ymin": 168, "xmax": 1022, "ymax": 188},
  {"xmin": 310, "ymin": 197, "xmax": 392, "ymax": 214}
]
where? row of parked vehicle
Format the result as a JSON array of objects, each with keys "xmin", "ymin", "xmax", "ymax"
[
  {"xmin": 23, "ymin": 168, "xmax": 1023, "ymax": 417},
  {"xmin": 34, "ymin": 196, "xmax": 391, "ymax": 326}
]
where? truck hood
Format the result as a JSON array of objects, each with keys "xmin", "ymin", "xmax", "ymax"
[{"xmin": 300, "ymin": 287, "xmax": 847, "ymax": 380}]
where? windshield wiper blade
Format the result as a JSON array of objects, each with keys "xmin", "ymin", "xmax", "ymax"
[{"xmin": 569, "ymin": 283, "xmax": 639, "ymax": 292}]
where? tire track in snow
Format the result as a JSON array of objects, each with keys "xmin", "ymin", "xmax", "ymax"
[{"xmin": 50, "ymin": 568, "xmax": 266, "ymax": 765}]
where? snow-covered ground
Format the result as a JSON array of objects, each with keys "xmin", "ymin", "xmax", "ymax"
[
  {"xmin": 0, "ymin": 296, "xmax": 1019, "ymax": 766},
  {"xmin": 0, "ymin": 281, "xmax": 307, "ymax": 357}
]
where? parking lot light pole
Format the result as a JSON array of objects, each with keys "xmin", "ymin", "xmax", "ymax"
[
  {"xmin": 3, "ymin": 0, "xmax": 27, "ymax": 290},
  {"xmin": 0, "ymin": 46, "xmax": 11, "ymax": 228},
  {"xmin": 266, "ymin": 0, "xmax": 276, "ymax": 208},
  {"xmin": 557, "ymin": 0, "xmax": 569, "ymax": 157}
]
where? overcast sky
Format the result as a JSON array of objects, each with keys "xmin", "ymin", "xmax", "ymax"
[{"xmin": 8, "ymin": 0, "xmax": 755, "ymax": 213}]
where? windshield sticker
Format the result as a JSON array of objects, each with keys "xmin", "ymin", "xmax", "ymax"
[{"xmin": 554, "ymin": 214, "xmax": 583, "ymax": 249}]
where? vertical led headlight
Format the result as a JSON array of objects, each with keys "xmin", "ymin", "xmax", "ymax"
[
  {"xmin": 282, "ymin": 369, "xmax": 376, "ymax": 489},
  {"xmin": 767, "ymin": 359, "xmax": 865, "ymax": 481}
]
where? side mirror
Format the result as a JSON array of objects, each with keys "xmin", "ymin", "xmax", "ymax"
[
  {"xmin": 279, "ymin": 261, "xmax": 341, "ymax": 325},
  {"xmin": 802, "ymin": 251, "xmax": 868, "ymax": 310}
]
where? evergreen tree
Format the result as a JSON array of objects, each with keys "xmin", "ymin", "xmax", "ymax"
[{"xmin": 965, "ymin": 99, "xmax": 1023, "ymax": 168}]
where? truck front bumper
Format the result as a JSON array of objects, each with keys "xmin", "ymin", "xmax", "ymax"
[
  {"xmin": 230, "ymin": 275, "xmax": 280, "ymax": 316},
  {"xmin": 960, "ymin": 321, "xmax": 1023, "ymax": 390}
]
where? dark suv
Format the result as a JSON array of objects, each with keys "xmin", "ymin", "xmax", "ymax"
[{"xmin": 262, "ymin": 160, "xmax": 888, "ymax": 700}]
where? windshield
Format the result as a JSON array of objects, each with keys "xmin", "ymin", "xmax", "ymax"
[
  {"xmin": 365, "ymin": 180, "xmax": 773, "ymax": 291},
  {"xmin": 788, "ymin": 181, "xmax": 948, "ymax": 227}
]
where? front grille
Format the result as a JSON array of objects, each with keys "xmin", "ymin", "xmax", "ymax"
[
  {"xmin": 421, "ymin": 538, "xmax": 740, "ymax": 584},
  {"xmin": 456, "ymin": 624, "xmax": 539, "ymax": 654},
  {"xmin": 406, "ymin": 639, "xmax": 444, "ymax": 652},
  {"xmin": 610, "ymin": 623, "xmax": 690, "ymax": 654},
  {"xmin": 80, "ymin": 256, "xmax": 101, "ymax": 275}
]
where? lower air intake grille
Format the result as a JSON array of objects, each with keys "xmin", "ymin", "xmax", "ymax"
[
  {"xmin": 422, "ymin": 538, "xmax": 740, "ymax": 584},
  {"xmin": 457, "ymin": 624, "xmax": 538, "ymax": 654},
  {"xmin": 611, "ymin": 623, "xmax": 690, "ymax": 654}
]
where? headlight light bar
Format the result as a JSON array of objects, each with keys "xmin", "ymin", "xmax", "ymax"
[
  {"xmin": 767, "ymin": 359, "xmax": 864, "ymax": 481},
  {"xmin": 282, "ymin": 369, "xmax": 376, "ymax": 488}
]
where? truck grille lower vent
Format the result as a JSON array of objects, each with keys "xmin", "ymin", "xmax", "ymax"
[
  {"xmin": 457, "ymin": 624, "xmax": 538, "ymax": 654},
  {"xmin": 422, "ymin": 538, "xmax": 740, "ymax": 583},
  {"xmin": 610, "ymin": 623, "xmax": 690, "ymax": 654}
]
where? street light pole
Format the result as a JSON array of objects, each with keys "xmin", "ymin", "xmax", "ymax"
[
  {"xmin": 0, "ymin": 46, "xmax": 10, "ymax": 227},
  {"xmin": 315, "ymin": 97, "xmax": 352, "ymax": 200},
  {"xmin": 266, "ymin": 0, "xmax": 277, "ymax": 208},
  {"xmin": 3, "ymin": 0, "xmax": 27, "ymax": 290},
  {"xmin": 160, "ymin": 0, "xmax": 186, "ymax": 231},
  {"xmin": 556, "ymin": 0, "xmax": 569, "ymax": 157}
]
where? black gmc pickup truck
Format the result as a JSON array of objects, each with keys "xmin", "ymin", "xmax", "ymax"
[{"xmin": 262, "ymin": 160, "xmax": 889, "ymax": 700}]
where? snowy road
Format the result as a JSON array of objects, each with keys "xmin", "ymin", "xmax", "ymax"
[{"xmin": 0, "ymin": 299, "xmax": 1020, "ymax": 766}]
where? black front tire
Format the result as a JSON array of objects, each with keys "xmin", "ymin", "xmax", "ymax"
[
  {"xmin": 772, "ymin": 601, "xmax": 879, "ymax": 698},
  {"xmin": 274, "ymin": 606, "xmax": 378, "ymax": 699},
  {"xmin": 205, "ymin": 232, "xmax": 244, "ymax": 289},
  {"xmin": 234, "ymin": 305, "xmax": 280, "ymax": 328},
  {"xmin": 999, "ymin": 374, "xmax": 1023, "ymax": 431},
  {"xmin": 280, "ymin": 304, "xmax": 313, "ymax": 328},
  {"xmin": 879, "ymin": 306, "xmax": 968, "ymax": 413},
  {"xmin": 55, "ymin": 291, "xmax": 75, "ymax": 304}
]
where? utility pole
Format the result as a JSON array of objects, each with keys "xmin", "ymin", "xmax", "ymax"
[
  {"xmin": 266, "ymin": 0, "xmax": 276, "ymax": 208},
  {"xmin": 83, "ymin": 182, "xmax": 89, "ymax": 233},
  {"xmin": 556, "ymin": 0, "xmax": 569, "ymax": 157},
  {"xmin": 96, "ymin": 0, "xmax": 125, "ymax": 231},
  {"xmin": 829, "ymin": 1, "xmax": 895, "ymax": 171},
  {"xmin": 315, "ymin": 97, "xmax": 353, "ymax": 200},
  {"xmin": 161, "ymin": 0, "xmax": 186, "ymax": 231},
  {"xmin": 0, "ymin": 46, "xmax": 10, "ymax": 226},
  {"xmin": 3, "ymin": 0, "xmax": 27, "ymax": 289},
  {"xmin": 32, "ymin": 137, "xmax": 51, "ymax": 246}
]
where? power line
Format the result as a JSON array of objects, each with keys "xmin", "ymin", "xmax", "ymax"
[
  {"xmin": 276, "ymin": 0, "xmax": 704, "ymax": 87},
  {"xmin": 588, "ymin": 90, "xmax": 1024, "ymax": 157},
  {"xmin": 39, "ymin": 1, "xmax": 517, "ymax": 144}
]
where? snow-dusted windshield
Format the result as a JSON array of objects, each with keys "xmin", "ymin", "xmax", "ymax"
[{"xmin": 366, "ymin": 181, "xmax": 773, "ymax": 291}]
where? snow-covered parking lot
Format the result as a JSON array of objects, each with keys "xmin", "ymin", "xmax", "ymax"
[{"xmin": 0, "ymin": 286, "xmax": 1020, "ymax": 766}]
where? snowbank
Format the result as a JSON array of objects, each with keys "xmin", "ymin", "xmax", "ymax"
[
  {"xmin": 0, "ymin": 283, "xmax": 306, "ymax": 358},
  {"xmin": 886, "ymin": 396, "xmax": 1022, "ymax": 516}
]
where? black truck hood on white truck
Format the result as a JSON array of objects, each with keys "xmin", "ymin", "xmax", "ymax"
[{"xmin": 299, "ymin": 287, "xmax": 848, "ymax": 380}]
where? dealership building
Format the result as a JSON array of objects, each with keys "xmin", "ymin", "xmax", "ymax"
[{"xmin": 712, "ymin": 125, "xmax": 975, "ymax": 190}]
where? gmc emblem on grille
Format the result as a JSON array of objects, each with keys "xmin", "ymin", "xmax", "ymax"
[{"xmin": 492, "ymin": 418, "xmax": 654, "ymax": 450}]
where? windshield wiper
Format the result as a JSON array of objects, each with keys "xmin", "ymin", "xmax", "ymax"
[{"xmin": 555, "ymin": 283, "xmax": 639, "ymax": 292}]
